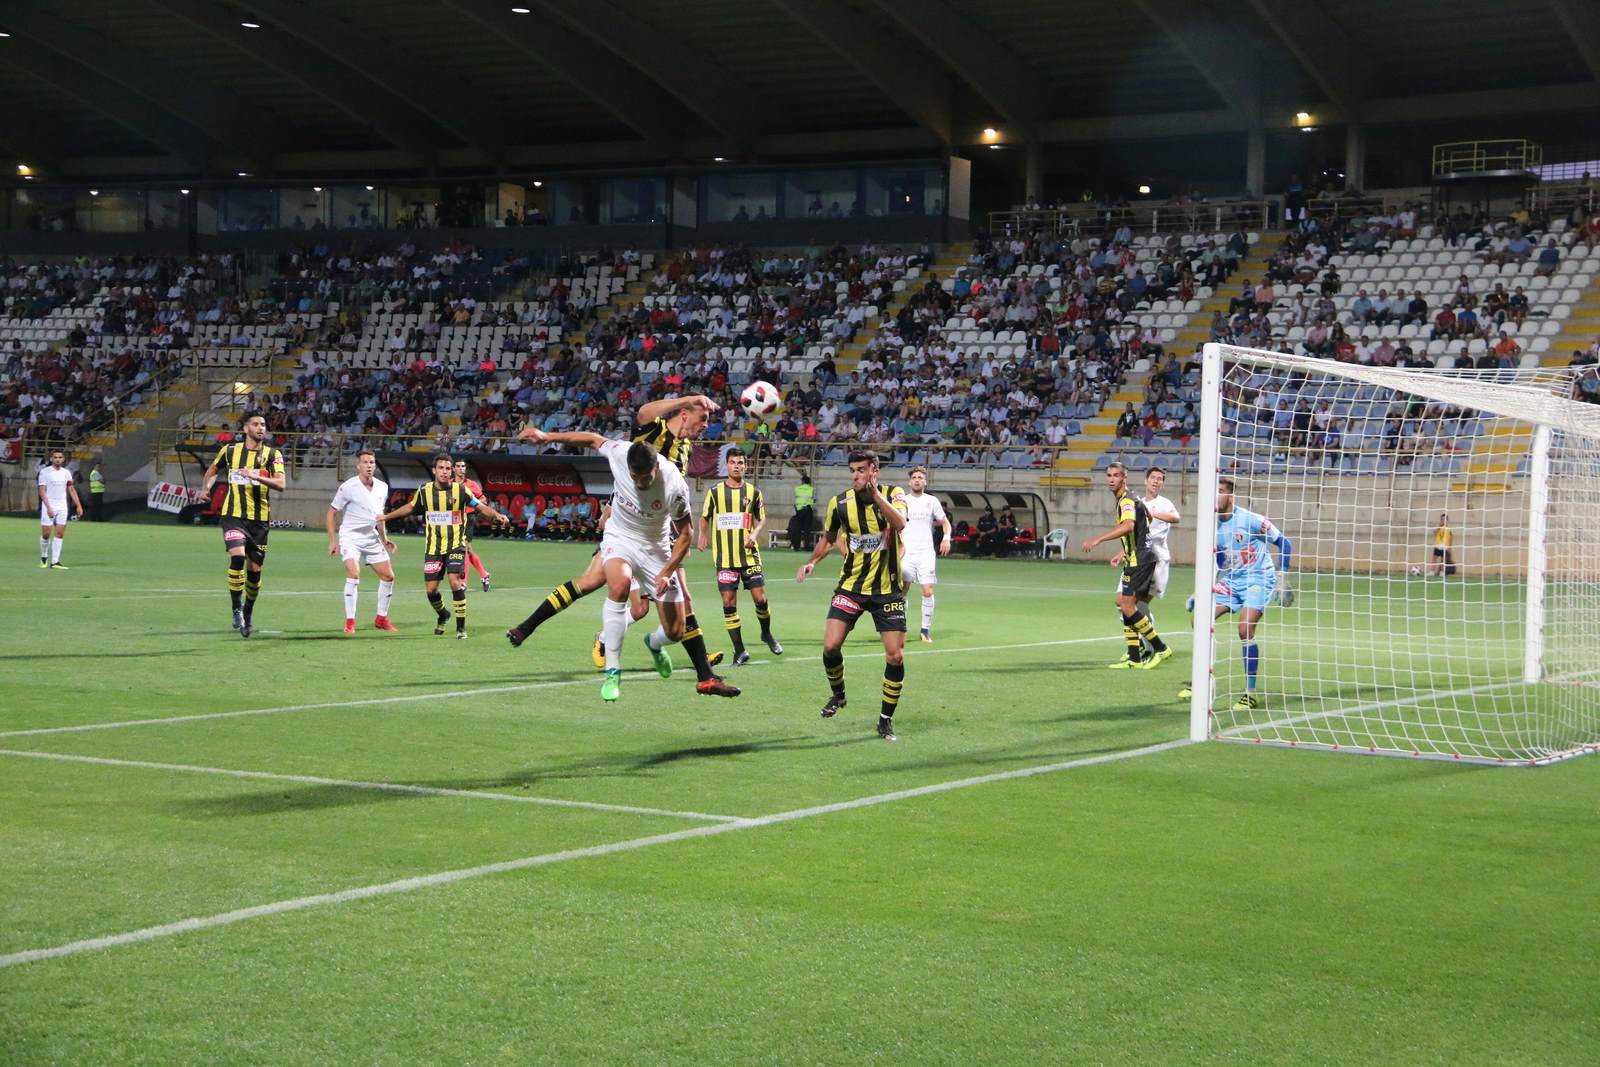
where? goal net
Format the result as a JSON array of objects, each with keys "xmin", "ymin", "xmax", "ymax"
[{"xmin": 1188, "ymin": 344, "xmax": 1600, "ymax": 765}]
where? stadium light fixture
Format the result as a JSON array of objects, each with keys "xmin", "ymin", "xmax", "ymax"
[
  {"xmin": 511, "ymin": 6, "xmax": 531, "ymax": 12},
  {"xmin": 982, "ymin": 127, "xmax": 998, "ymax": 138},
  {"xmin": 531, "ymin": 180, "xmax": 543, "ymax": 187},
  {"xmin": 16, "ymin": 164, "xmax": 30, "ymax": 176},
  {"xmin": 240, "ymin": 21, "xmax": 261, "ymax": 29},
  {"xmin": 1295, "ymin": 111, "xmax": 1310, "ymax": 123},
  {"xmin": 712, "ymin": 156, "xmax": 726, "ymax": 162},
  {"xmin": 90, "ymin": 189, "xmax": 99, "ymax": 196},
  {"xmin": 237, "ymin": 171, "xmax": 249, "ymax": 177},
  {"xmin": 365, "ymin": 184, "xmax": 375, "ymax": 191},
  {"xmin": 179, "ymin": 188, "xmax": 190, "ymax": 195},
  {"xmin": 0, "ymin": 31, "xmax": 10, "ymax": 38},
  {"xmin": 1301, "ymin": 127, "xmax": 1317, "ymax": 134},
  {"xmin": 1138, "ymin": 185, "xmax": 1151, "ymax": 195}
]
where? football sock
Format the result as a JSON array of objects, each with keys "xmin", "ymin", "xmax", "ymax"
[
  {"xmin": 755, "ymin": 600, "xmax": 773, "ymax": 638},
  {"xmin": 50, "ymin": 535, "xmax": 64, "ymax": 565},
  {"xmin": 244, "ymin": 573, "xmax": 261, "ymax": 608},
  {"xmin": 343, "ymin": 577, "xmax": 360, "ymax": 621},
  {"xmin": 723, "ymin": 605, "xmax": 745, "ymax": 655},
  {"xmin": 467, "ymin": 549, "xmax": 488, "ymax": 580},
  {"xmin": 452, "ymin": 586, "xmax": 467, "ymax": 632},
  {"xmin": 517, "ymin": 580, "xmax": 583, "ymax": 633},
  {"xmin": 40, "ymin": 535, "xmax": 50, "ymax": 563},
  {"xmin": 427, "ymin": 589, "xmax": 446, "ymax": 619},
  {"xmin": 644, "ymin": 625, "xmax": 673, "ymax": 652},
  {"xmin": 1121, "ymin": 613, "xmax": 1144, "ymax": 662},
  {"xmin": 227, "ymin": 557, "xmax": 246, "ymax": 610},
  {"xmin": 881, "ymin": 661, "xmax": 905, "ymax": 721},
  {"xmin": 376, "ymin": 579, "xmax": 394, "ymax": 618},
  {"xmin": 679, "ymin": 616, "xmax": 716, "ymax": 682},
  {"xmin": 822, "ymin": 648, "xmax": 845, "ymax": 697},
  {"xmin": 1242, "ymin": 640, "xmax": 1260, "ymax": 691},
  {"xmin": 1128, "ymin": 609, "xmax": 1167, "ymax": 653},
  {"xmin": 602, "ymin": 597, "xmax": 629, "ymax": 671},
  {"xmin": 921, "ymin": 594, "xmax": 935, "ymax": 633}
]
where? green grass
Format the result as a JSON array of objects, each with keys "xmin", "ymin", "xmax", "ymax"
[{"xmin": 2, "ymin": 516, "xmax": 1597, "ymax": 1065}]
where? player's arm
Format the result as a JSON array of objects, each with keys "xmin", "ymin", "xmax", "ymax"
[
  {"xmin": 325, "ymin": 505, "xmax": 341, "ymax": 555},
  {"xmin": 747, "ymin": 491, "xmax": 767, "ymax": 549},
  {"xmin": 796, "ymin": 499, "xmax": 840, "ymax": 582},
  {"xmin": 1263, "ymin": 519, "xmax": 1295, "ymax": 605},
  {"xmin": 935, "ymin": 502, "xmax": 953, "ymax": 556},
  {"xmin": 380, "ymin": 489, "xmax": 420, "ymax": 524},
  {"xmin": 867, "ymin": 481, "xmax": 906, "ymax": 531},
  {"xmin": 1082, "ymin": 517, "xmax": 1134, "ymax": 553},
  {"xmin": 465, "ymin": 492, "xmax": 507, "ymax": 526},
  {"xmin": 659, "ymin": 514, "xmax": 693, "ymax": 597},
  {"xmin": 66, "ymin": 478, "xmax": 83, "ymax": 517},
  {"xmin": 516, "ymin": 427, "xmax": 609, "ymax": 451},
  {"xmin": 37, "ymin": 479, "xmax": 53, "ymax": 520},
  {"xmin": 636, "ymin": 394, "xmax": 717, "ymax": 425},
  {"xmin": 198, "ymin": 450, "xmax": 225, "ymax": 498},
  {"xmin": 243, "ymin": 449, "xmax": 287, "ymax": 493},
  {"xmin": 697, "ymin": 489, "xmax": 714, "ymax": 552},
  {"xmin": 1148, "ymin": 505, "xmax": 1180, "ymax": 524}
]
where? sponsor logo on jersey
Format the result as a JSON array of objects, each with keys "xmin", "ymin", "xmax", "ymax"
[
  {"xmin": 650, "ymin": 499, "xmax": 662, "ymax": 511},
  {"xmin": 1233, "ymin": 530, "xmax": 1246, "ymax": 544},
  {"xmin": 831, "ymin": 594, "xmax": 861, "ymax": 614}
]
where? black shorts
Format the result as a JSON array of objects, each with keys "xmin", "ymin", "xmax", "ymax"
[
  {"xmin": 220, "ymin": 517, "xmax": 269, "ymax": 562},
  {"xmin": 1118, "ymin": 557, "xmax": 1158, "ymax": 600},
  {"xmin": 1431, "ymin": 547, "xmax": 1448, "ymax": 559},
  {"xmin": 716, "ymin": 565, "xmax": 765, "ymax": 592},
  {"xmin": 827, "ymin": 589, "xmax": 907, "ymax": 634},
  {"xmin": 424, "ymin": 547, "xmax": 467, "ymax": 580}
]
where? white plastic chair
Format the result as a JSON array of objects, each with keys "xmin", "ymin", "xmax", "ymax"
[{"xmin": 1041, "ymin": 528, "xmax": 1069, "ymax": 559}]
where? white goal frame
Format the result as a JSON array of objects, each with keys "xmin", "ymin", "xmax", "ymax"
[{"xmin": 1187, "ymin": 342, "xmax": 1600, "ymax": 766}]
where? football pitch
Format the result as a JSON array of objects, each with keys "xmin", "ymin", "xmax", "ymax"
[{"xmin": 2, "ymin": 517, "xmax": 1597, "ymax": 1065}]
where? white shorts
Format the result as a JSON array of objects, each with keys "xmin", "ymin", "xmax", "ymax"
[
  {"xmin": 40, "ymin": 502, "xmax": 69, "ymax": 526},
  {"xmin": 1153, "ymin": 557, "xmax": 1170, "ymax": 598},
  {"xmin": 340, "ymin": 532, "xmax": 391, "ymax": 566},
  {"xmin": 902, "ymin": 553, "xmax": 938, "ymax": 587},
  {"xmin": 599, "ymin": 537, "xmax": 684, "ymax": 604}
]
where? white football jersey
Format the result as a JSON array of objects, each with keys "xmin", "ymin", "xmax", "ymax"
[
  {"xmin": 1143, "ymin": 493, "xmax": 1178, "ymax": 561},
  {"xmin": 600, "ymin": 438, "xmax": 690, "ymax": 548},
  {"xmin": 37, "ymin": 466, "xmax": 72, "ymax": 510},
  {"xmin": 330, "ymin": 475, "xmax": 389, "ymax": 539},
  {"xmin": 900, "ymin": 490, "xmax": 947, "ymax": 556}
]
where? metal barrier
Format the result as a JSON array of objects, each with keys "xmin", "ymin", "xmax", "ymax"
[
  {"xmin": 988, "ymin": 200, "xmax": 1273, "ymax": 239},
  {"xmin": 1432, "ymin": 139, "xmax": 1543, "ymax": 178}
]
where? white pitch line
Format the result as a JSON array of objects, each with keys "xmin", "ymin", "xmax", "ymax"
[
  {"xmin": 0, "ymin": 749, "xmax": 742, "ymax": 823},
  {"xmin": 0, "ymin": 633, "xmax": 1143, "ymax": 739},
  {"xmin": 0, "ymin": 737, "xmax": 1191, "ymax": 970}
]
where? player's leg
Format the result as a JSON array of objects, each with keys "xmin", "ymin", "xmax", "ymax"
[
  {"xmin": 645, "ymin": 566, "xmax": 738, "ymax": 696},
  {"xmin": 341, "ymin": 552, "xmax": 362, "ymax": 633},
  {"xmin": 1232, "ymin": 600, "xmax": 1267, "ymax": 709},
  {"xmin": 1125, "ymin": 566, "xmax": 1171, "ymax": 669},
  {"xmin": 240, "ymin": 532, "xmax": 267, "ymax": 636},
  {"xmin": 598, "ymin": 556, "xmax": 635, "ymax": 700},
  {"xmin": 819, "ymin": 615, "xmax": 853, "ymax": 718},
  {"xmin": 918, "ymin": 574, "xmax": 936, "ymax": 643},
  {"xmin": 508, "ymin": 552, "xmax": 605, "ymax": 647},
  {"xmin": 447, "ymin": 551, "xmax": 468, "ymax": 636},
  {"xmin": 465, "ymin": 532, "xmax": 490, "ymax": 590},
  {"xmin": 48, "ymin": 521, "xmax": 66, "ymax": 567},
  {"xmin": 370, "ymin": 557, "xmax": 398, "ymax": 631},
  {"xmin": 223, "ymin": 524, "xmax": 248, "ymax": 630},
  {"xmin": 876, "ymin": 608, "xmax": 907, "ymax": 741},
  {"xmin": 719, "ymin": 579, "xmax": 747, "ymax": 664},
  {"xmin": 39, "ymin": 511, "xmax": 52, "ymax": 567},
  {"xmin": 677, "ymin": 577, "xmax": 725, "ymax": 671},
  {"xmin": 425, "ymin": 565, "xmax": 449, "ymax": 634},
  {"xmin": 749, "ymin": 572, "xmax": 781, "ymax": 655}
]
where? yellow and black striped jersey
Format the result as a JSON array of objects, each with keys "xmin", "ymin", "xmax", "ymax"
[
  {"xmin": 409, "ymin": 481, "xmax": 474, "ymax": 554},
  {"xmin": 701, "ymin": 481, "xmax": 765, "ymax": 570},
  {"xmin": 211, "ymin": 441, "xmax": 285, "ymax": 522},
  {"xmin": 1116, "ymin": 490, "xmax": 1150, "ymax": 566},
  {"xmin": 825, "ymin": 485, "xmax": 906, "ymax": 596},
  {"xmin": 633, "ymin": 417, "xmax": 692, "ymax": 474}
]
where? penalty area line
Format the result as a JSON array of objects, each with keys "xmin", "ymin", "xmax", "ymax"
[
  {"xmin": 0, "ymin": 737, "xmax": 1191, "ymax": 970},
  {"xmin": 0, "ymin": 749, "xmax": 743, "ymax": 823},
  {"xmin": 0, "ymin": 634, "xmax": 1145, "ymax": 739}
]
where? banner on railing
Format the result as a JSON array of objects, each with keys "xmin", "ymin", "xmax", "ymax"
[{"xmin": 147, "ymin": 482, "xmax": 201, "ymax": 514}]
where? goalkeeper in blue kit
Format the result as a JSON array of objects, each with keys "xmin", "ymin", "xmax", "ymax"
[{"xmin": 1193, "ymin": 476, "xmax": 1293, "ymax": 710}]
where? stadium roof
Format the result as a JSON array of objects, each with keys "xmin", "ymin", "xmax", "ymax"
[{"xmin": 1, "ymin": 0, "xmax": 1597, "ymax": 179}]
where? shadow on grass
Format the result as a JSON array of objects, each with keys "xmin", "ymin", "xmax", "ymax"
[{"xmin": 169, "ymin": 734, "xmax": 876, "ymax": 819}]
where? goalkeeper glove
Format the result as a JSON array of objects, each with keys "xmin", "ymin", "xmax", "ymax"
[
  {"xmin": 1185, "ymin": 594, "xmax": 1196, "ymax": 613},
  {"xmin": 1278, "ymin": 584, "xmax": 1296, "ymax": 608}
]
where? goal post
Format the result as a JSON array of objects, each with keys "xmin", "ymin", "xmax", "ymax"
[{"xmin": 1189, "ymin": 342, "xmax": 1600, "ymax": 765}]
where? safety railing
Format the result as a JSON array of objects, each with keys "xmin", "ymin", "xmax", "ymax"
[
  {"xmin": 1432, "ymin": 139, "xmax": 1543, "ymax": 178},
  {"xmin": 989, "ymin": 200, "xmax": 1273, "ymax": 239}
]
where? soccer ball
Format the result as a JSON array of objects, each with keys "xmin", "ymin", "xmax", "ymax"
[
  {"xmin": 1409, "ymin": 565, "xmax": 1422, "ymax": 576},
  {"xmin": 740, "ymin": 380, "xmax": 781, "ymax": 420}
]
